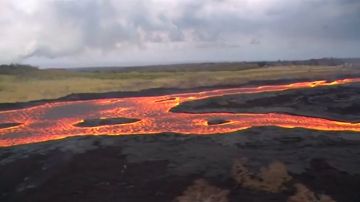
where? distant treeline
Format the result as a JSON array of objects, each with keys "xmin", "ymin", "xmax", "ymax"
[
  {"xmin": 77, "ymin": 58, "xmax": 360, "ymax": 73},
  {"xmin": 0, "ymin": 64, "xmax": 39, "ymax": 74},
  {"xmin": 1, "ymin": 58, "xmax": 359, "ymax": 74},
  {"xmin": 256, "ymin": 58, "xmax": 360, "ymax": 67}
]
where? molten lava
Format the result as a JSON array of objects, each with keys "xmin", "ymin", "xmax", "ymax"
[{"xmin": 1, "ymin": 78, "xmax": 360, "ymax": 147}]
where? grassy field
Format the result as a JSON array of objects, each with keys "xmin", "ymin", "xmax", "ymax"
[{"xmin": 0, "ymin": 64, "xmax": 359, "ymax": 103}]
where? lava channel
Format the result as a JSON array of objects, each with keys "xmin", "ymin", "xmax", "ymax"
[{"xmin": 1, "ymin": 78, "xmax": 360, "ymax": 147}]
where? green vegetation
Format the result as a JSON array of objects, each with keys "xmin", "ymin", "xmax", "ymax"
[{"xmin": 0, "ymin": 63, "xmax": 359, "ymax": 103}]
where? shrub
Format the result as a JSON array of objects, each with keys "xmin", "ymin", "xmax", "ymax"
[
  {"xmin": 175, "ymin": 179, "xmax": 229, "ymax": 202},
  {"xmin": 288, "ymin": 183, "xmax": 336, "ymax": 202},
  {"xmin": 231, "ymin": 159, "xmax": 292, "ymax": 193}
]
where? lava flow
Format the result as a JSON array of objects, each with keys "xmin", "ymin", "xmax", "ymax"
[{"xmin": 1, "ymin": 78, "xmax": 360, "ymax": 147}]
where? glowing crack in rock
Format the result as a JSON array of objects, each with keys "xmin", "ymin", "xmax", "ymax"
[{"xmin": 1, "ymin": 78, "xmax": 360, "ymax": 147}]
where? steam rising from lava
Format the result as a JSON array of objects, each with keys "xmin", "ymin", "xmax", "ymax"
[{"xmin": 1, "ymin": 78, "xmax": 360, "ymax": 147}]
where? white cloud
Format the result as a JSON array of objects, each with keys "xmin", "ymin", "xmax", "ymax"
[{"xmin": 0, "ymin": 0, "xmax": 359, "ymax": 67}]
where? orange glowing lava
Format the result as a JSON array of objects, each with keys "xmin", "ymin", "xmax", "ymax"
[{"xmin": 1, "ymin": 78, "xmax": 360, "ymax": 147}]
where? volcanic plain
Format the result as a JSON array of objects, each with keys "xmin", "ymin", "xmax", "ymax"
[{"xmin": 1, "ymin": 61, "xmax": 360, "ymax": 202}]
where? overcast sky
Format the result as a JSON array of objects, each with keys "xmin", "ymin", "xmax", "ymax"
[{"xmin": 0, "ymin": 0, "xmax": 359, "ymax": 68}]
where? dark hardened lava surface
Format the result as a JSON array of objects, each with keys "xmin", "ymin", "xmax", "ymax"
[
  {"xmin": 1, "ymin": 130, "xmax": 360, "ymax": 202},
  {"xmin": 172, "ymin": 84, "xmax": 360, "ymax": 123}
]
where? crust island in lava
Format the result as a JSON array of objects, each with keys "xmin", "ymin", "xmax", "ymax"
[{"xmin": 1, "ymin": 78, "xmax": 360, "ymax": 147}]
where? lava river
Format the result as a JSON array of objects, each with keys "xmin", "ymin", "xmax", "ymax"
[{"xmin": 1, "ymin": 78, "xmax": 360, "ymax": 147}]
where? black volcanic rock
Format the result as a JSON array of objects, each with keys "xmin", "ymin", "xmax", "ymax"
[
  {"xmin": 207, "ymin": 118, "xmax": 230, "ymax": 125},
  {"xmin": 0, "ymin": 123, "xmax": 21, "ymax": 129},
  {"xmin": 1, "ymin": 128, "xmax": 360, "ymax": 202},
  {"xmin": 74, "ymin": 117, "xmax": 140, "ymax": 127}
]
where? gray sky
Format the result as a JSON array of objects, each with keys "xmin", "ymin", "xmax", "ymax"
[{"xmin": 0, "ymin": 0, "xmax": 359, "ymax": 68}]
